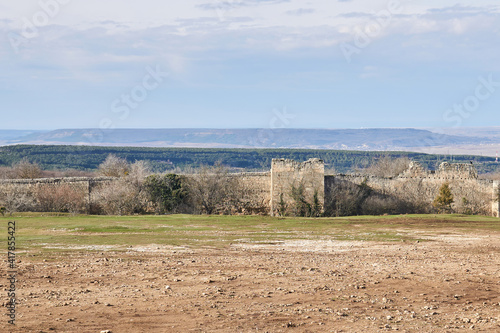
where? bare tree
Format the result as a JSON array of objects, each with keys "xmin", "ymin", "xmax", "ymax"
[
  {"xmin": 91, "ymin": 160, "xmax": 151, "ymax": 215},
  {"xmin": 127, "ymin": 160, "xmax": 151, "ymax": 187},
  {"xmin": 186, "ymin": 164, "xmax": 241, "ymax": 214},
  {"xmin": 0, "ymin": 166, "xmax": 16, "ymax": 179},
  {"xmin": 13, "ymin": 157, "xmax": 42, "ymax": 179},
  {"xmin": 98, "ymin": 154, "xmax": 129, "ymax": 177},
  {"xmin": 362, "ymin": 156, "xmax": 411, "ymax": 178}
]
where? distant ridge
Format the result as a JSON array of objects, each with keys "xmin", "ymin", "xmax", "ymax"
[
  {"xmin": 1, "ymin": 128, "xmax": 500, "ymax": 156},
  {"xmin": 0, "ymin": 130, "xmax": 47, "ymax": 140}
]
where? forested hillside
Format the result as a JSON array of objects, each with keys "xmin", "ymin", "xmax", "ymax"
[{"xmin": 0, "ymin": 145, "xmax": 498, "ymax": 174}]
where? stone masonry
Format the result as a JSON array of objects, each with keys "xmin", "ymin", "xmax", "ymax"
[
  {"xmin": 0, "ymin": 159, "xmax": 498, "ymax": 217},
  {"xmin": 270, "ymin": 158, "xmax": 325, "ymax": 216}
]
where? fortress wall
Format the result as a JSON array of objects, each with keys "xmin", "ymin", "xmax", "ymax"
[
  {"xmin": 329, "ymin": 168, "xmax": 497, "ymax": 216},
  {"xmin": 229, "ymin": 172, "xmax": 271, "ymax": 214},
  {"xmin": 270, "ymin": 158, "xmax": 324, "ymax": 216},
  {"xmin": 0, "ymin": 177, "xmax": 115, "ymax": 194},
  {"xmin": 0, "ymin": 161, "xmax": 498, "ymax": 217},
  {"xmin": 493, "ymin": 181, "xmax": 500, "ymax": 218},
  {"xmin": 0, "ymin": 177, "xmax": 116, "ymax": 213}
]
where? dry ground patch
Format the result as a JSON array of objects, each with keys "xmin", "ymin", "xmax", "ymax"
[{"xmin": 1, "ymin": 214, "xmax": 500, "ymax": 332}]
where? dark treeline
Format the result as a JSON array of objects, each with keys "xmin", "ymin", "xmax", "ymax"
[{"xmin": 0, "ymin": 145, "xmax": 498, "ymax": 174}]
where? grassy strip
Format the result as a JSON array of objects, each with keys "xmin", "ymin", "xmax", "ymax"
[{"xmin": 0, "ymin": 213, "xmax": 498, "ymax": 254}]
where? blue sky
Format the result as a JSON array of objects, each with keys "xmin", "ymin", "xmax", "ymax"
[{"xmin": 0, "ymin": 0, "xmax": 499, "ymax": 130}]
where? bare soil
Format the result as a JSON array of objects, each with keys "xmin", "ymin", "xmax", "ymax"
[{"xmin": 3, "ymin": 232, "xmax": 500, "ymax": 332}]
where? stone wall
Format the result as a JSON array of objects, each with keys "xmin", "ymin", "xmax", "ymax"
[
  {"xmin": 270, "ymin": 158, "xmax": 324, "ymax": 216},
  {"xmin": 229, "ymin": 172, "xmax": 271, "ymax": 214},
  {"xmin": 0, "ymin": 160, "xmax": 498, "ymax": 217},
  {"xmin": 329, "ymin": 162, "xmax": 499, "ymax": 216},
  {"xmin": 0, "ymin": 177, "xmax": 115, "ymax": 213}
]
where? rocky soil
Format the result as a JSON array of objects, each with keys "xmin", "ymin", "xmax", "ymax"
[{"xmin": 2, "ymin": 232, "xmax": 500, "ymax": 332}]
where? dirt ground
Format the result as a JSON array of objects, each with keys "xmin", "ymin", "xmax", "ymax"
[{"xmin": 3, "ymin": 232, "xmax": 500, "ymax": 332}]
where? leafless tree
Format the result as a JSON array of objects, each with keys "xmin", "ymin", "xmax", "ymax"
[
  {"xmin": 13, "ymin": 157, "xmax": 42, "ymax": 179},
  {"xmin": 0, "ymin": 167, "xmax": 16, "ymax": 179},
  {"xmin": 362, "ymin": 156, "xmax": 411, "ymax": 178},
  {"xmin": 127, "ymin": 160, "xmax": 152, "ymax": 187},
  {"xmin": 98, "ymin": 154, "xmax": 129, "ymax": 177},
  {"xmin": 186, "ymin": 164, "xmax": 241, "ymax": 214},
  {"xmin": 91, "ymin": 160, "xmax": 151, "ymax": 215},
  {"xmin": 392, "ymin": 178, "xmax": 433, "ymax": 213}
]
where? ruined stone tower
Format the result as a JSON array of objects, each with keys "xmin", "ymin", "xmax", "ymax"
[{"xmin": 270, "ymin": 158, "xmax": 325, "ymax": 216}]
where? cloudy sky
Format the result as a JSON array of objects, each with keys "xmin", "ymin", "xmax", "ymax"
[{"xmin": 1, "ymin": 0, "xmax": 499, "ymax": 130}]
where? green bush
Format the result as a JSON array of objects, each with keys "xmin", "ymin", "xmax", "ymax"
[
  {"xmin": 433, "ymin": 182, "xmax": 454, "ymax": 213},
  {"xmin": 143, "ymin": 174, "xmax": 187, "ymax": 214}
]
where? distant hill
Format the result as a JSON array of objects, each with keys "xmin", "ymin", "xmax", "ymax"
[
  {"xmin": 2, "ymin": 128, "xmax": 499, "ymax": 154},
  {"xmin": 0, "ymin": 130, "xmax": 47, "ymax": 141}
]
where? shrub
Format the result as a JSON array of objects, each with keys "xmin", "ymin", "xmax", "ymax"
[
  {"xmin": 277, "ymin": 193, "xmax": 287, "ymax": 217},
  {"xmin": 433, "ymin": 182, "xmax": 454, "ymax": 213},
  {"xmin": 324, "ymin": 178, "xmax": 372, "ymax": 217},
  {"xmin": 143, "ymin": 174, "xmax": 187, "ymax": 214},
  {"xmin": 361, "ymin": 195, "xmax": 401, "ymax": 216},
  {"xmin": 91, "ymin": 159, "xmax": 152, "ymax": 215},
  {"xmin": 392, "ymin": 178, "xmax": 433, "ymax": 214},
  {"xmin": 0, "ymin": 187, "xmax": 36, "ymax": 213},
  {"xmin": 289, "ymin": 183, "xmax": 311, "ymax": 217},
  {"xmin": 91, "ymin": 179, "xmax": 146, "ymax": 215},
  {"xmin": 34, "ymin": 183, "xmax": 87, "ymax": 213}
]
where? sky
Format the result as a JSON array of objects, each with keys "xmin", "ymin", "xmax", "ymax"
[{"xmin": 0, "ymin": 0, "xmax": 499, "ymax": 130}]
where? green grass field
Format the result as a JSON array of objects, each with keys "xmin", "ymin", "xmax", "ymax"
[{"xmin": 2, "ymin": 213, "xmax": 500, "ymax": 255}]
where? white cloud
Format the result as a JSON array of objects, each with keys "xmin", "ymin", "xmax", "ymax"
[
  {"xmin": 286, "ymin": 8, "xmax": 315, "ymax": 16},
  {"xmin": 1, "ymin": 0, "xmax": 500, "ymax": 86}
]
